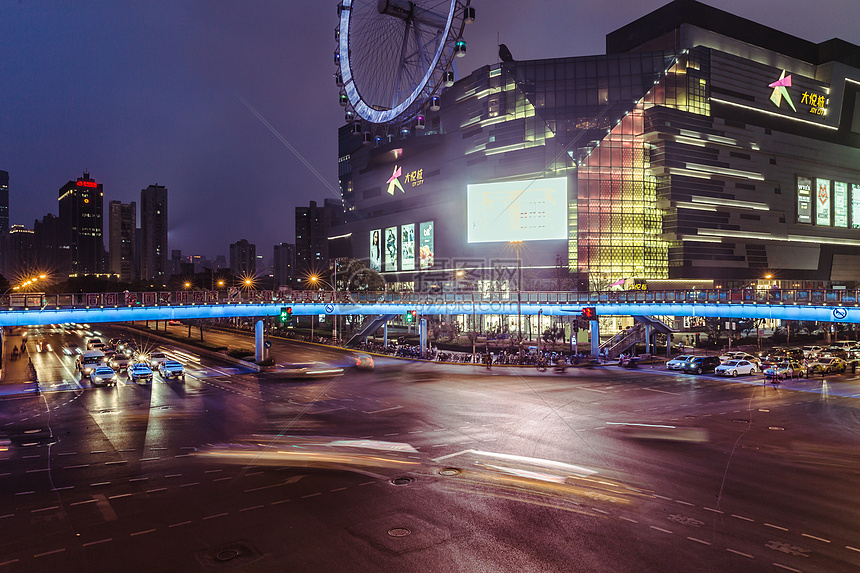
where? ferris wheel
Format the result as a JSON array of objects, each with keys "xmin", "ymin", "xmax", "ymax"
[{"xmin": 336, "ymin": 0, "xmax": 474, "ymax": 129}]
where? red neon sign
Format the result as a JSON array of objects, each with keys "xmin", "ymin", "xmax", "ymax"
[{"xmin": 76, "ymin": 181, "xmax": 98, "ymax": 188}]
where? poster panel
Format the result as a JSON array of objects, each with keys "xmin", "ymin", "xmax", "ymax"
[
  {"xmin": 400, "ymin": 224, "xmax": 415, "ymax": 271},
  {"xmin": 797, "ymin": 176, "xmax": 812, "ymax": 224},
  {"xmin": 834, "ymin": 181, "xmax": 848, "ymax": 228},
  {"xmin": 384, "ymin": 227, "xmax": 398, "ymax": 272},
  {"xmin": 419, "ymin": 222, "xmax": 434, "ymax": 269},
  {"xmin": 852, "ymin": 184, "xmax": 860, "ymax": 229},
  {"xmin": 467, "ymin": 177, "xmax": 568, "ymax": 243},
  {"xmin": 369, "ymin": 229, "xmax": 381, "ymax": 271},
  {"xmin": 816, "ymin": 178, "xmax": 831, "ymax": 226}
]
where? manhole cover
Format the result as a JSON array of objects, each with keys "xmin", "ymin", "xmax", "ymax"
[
  {"xmin": 388, "ymin": 527, "xmax": 411, "ymax": 537},
  {"xmin": 390, "ymin": 476, "xmax": 414, "ymax": 486},
  {"xmin": 438, "ymin": 467, "xmax": 461, "ymax": 476},
  {"xmin": 215, "ymin": 550, "xmax": 239, "ymax": 562}
]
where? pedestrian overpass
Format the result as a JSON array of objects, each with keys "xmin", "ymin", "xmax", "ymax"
[{"xmin": 2, "ymin": 288, "xmax": 858, "ymax": 358}]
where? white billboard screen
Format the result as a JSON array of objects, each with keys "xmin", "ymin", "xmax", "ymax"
[
  {"xmin": 467, "ymin": 177, "xmax": 568, "ymax": 243},
  {"xmin": 835, "ymin": 181, "xmax": 848, "ymax": 228},
  {"xmin": 816, "ymin": 178, "xmax": 831, "ymax": 226}
]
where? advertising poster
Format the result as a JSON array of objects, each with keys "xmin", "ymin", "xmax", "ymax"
[
  {"xmin": 384, "ymin": 227, "xmax": 398, "ymax": 272},
  {"xmin": 419, "ymin": 221, "xmax": 434, "ymax": 269},
  {"xmin": 797, "ymin": 176, "xmax": 812, "ymax": 224},
  {"xmin": 816, "ymin": 178, "xmax": 831, "ymax": 226},
  {"xmin": 852, "ymin": 184, "xmax": 860, "ymax": 229},
  {"xmin": 369, "ymin": 229, "xmax": 381, "ymax": 271},
  {"xmin": 834, "ymin": 181, "xmax": 848, "ymax": 228},
  {"xmin": 467, "ymin": 177, "xmax": 568, "ymax": 243},
  {"xmin": 400, "ymin": 224, "xmax": 415, "ymax": 271}
]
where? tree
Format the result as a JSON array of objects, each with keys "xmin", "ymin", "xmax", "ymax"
[{"xmin": 340, "ymin": 259, "xmax": 385, "ymax": 291}]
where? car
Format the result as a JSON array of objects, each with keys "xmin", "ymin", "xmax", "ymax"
[
  {"xmin": 77, "ymin": 350, "xmax": 106, "ymax": 376},
  {"xmin": 715, "ymin": 359, "xmax": 758, "ymax": 377},
  {"xmin": 807, "ymin": 356, "xmax": 846, "ymax": 374},
  {"xmin": 108, "ymin": 337, "xmax": 122, "ymax": 349},
  {"xmin": 274, "ymin": 363, "xmax": 345, "ymax": 379},
  {"xmin": 763, "ymin": 361, "xmax": 804, "ymax": 379},
  {"xmin": 718, "ymin": 352, "xmax": 759, "ymax": 364},
  {"xmin": 158, "ymin": 360, "xmax": 185, "ymax": 381},
  {"xmin": 127, "ymin": 362, "xmax": 154, "ymax": 382},
  {"xmin": 680, "ymin": 355, "xmax": 721, "ymax": 374},
  {"xmin": 822, "ymin": 347, "xmax": 849, "ymax": 359},
  {"xmin": 86, "ymin": 338, "xmax": 103, "ymax": 350},
  {"xmin": 802, "ymin": 345, "xmax": 823, "ymax": 357},
  {"xmin": 89, "ymin": 365, "xmax": 117, "ymax": 387},
  {"xmin": 62, "ymin": 343, "xmax": 81, "ymax": 356},
  {"xmin": 353, "ymin": 354, "xmax": 374, "ymax": 371},
  {"xmin": 138, "ymin": 350, "xmax": 167, "ymax": 367},
  {"xmin": 666, "ymin": 355, "xmax": 694, "ymax": 370},
  {"xmin": 109, "ymin": 356, "xmax": 131, "ymax": 372}
]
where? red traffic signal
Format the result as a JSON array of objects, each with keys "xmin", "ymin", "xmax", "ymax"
[{"xmin": 581, "ymin": 307, "xmax": 597, "ymax": 320}]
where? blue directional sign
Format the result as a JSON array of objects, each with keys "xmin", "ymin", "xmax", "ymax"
[
  {"xmin": 264, "ymin": 340, "xmax": 272, "ymax": 349},
  {"xmin": 324, "ymin": 304, "xmax": 335, "ymax": 314},
  {"xmin": 833, "ymin": 307, "xmax": 848, "ymax": 320}
]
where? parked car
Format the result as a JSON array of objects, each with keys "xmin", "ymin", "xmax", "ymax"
[
  {"xmin": 763, "ymin": 361, "xmax": 804, "ymax": 379},
  {"xmin": 666, "ymin": 355, "xmax": 694, "ymax": 370},
  {"xmin": 807, "ymin": 356, "xmax": 846, "ymax": 374},
  {"xmin": 89, "ymin": 365, "xmax": 117, "ymax": 387},
  {"xmin": 681, "ymin": 356, "xmax": 721, "ymax": 374},
  {"xmin": 127, "ymin": 362, "xmax": 154, "ymax": 382},
  {"xmin": 715, "ymin": 359, "xmax": 758, "ymax": 377},
  {"xmin": 158, "ymin": 360, "xmax": 185, "ymax": 381}
]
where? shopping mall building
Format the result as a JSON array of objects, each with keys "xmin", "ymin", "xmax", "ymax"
[{"xmin": 336, "ymin": 0, "xmax": 860, "ymax": 293}]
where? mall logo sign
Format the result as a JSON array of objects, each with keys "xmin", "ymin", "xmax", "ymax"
[
  {"xmin": 386, "ymin": 165, "xmax": 404, "ymax": 195},
  {"xmin": 386, "ymin": 165, "xmax": 425, "ymax": 195},
  {"xmin": 768, "ymin": 70, "xmax": 828, "ymax": 116}
]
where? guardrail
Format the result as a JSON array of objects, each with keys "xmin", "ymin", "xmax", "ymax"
[{"xmin": 3, "ymin": 288, "xmax": 858, "ymax": 310}]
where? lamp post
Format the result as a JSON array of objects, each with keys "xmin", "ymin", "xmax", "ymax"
[
  {"xmin": 309, "ymin": 275, "xmax": 337, "ymax": 344},
  {"xmin": 510, "ymin": 241, "xmax": 522, "ymax": 360}
]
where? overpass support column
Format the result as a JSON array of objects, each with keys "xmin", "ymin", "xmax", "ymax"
[
  {"xmin": 383, "ymin": 321, "xmax": 389, "ymax": 348},
  {"xmin": 590, "ymin": 320, "xmax": 600, "ymax": 358},
  {"xmin": 645, "ymin": 324, "xmax": 652, "ymax": 355},
  {"xmin": 255, "ymin": 320, "xmax": 265, "ymax": 362}
]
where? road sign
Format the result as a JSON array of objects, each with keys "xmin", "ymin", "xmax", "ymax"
[
  {"xmin": 264, "ymin": 340, "xmax": 272, "ymax": 349},
  {"xmin": 324, "ymin": 303, "xmax": 334, "ymax": 314}
]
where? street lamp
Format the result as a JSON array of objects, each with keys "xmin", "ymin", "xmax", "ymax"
[{"xmin": 309, "ymin": 275, "xmax": 337, "ymax": 344}]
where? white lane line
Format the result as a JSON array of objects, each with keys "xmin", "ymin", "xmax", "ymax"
[
  {"xmin": 108, "ymin": 494, "xmax": 132, "ymax": 500},
  {"xmin": 165, "ymin": 474, "xmax": 182, "ymax": 478},
  {"xmin": 764, "ymin": 523, "xmax": 789, "ymax": 531},
  {"xmin": 687, "ymin": 537, "xmax": 711, "ymax": 546},
  {"xmin": 0, "ymin": 559, "xmax": 20, "ymax": 566},
  {"xmin": 31, "ymin": 506, "xmax": 59, "ymax": 513},
  {"xmin": 772, "ymin": 564, "xmax": 802, "ymax": 573},
  {"xmin": 574, "ymin": 386, "xmax": 608, "ymax": 393},
  {"xmin": 129, "ymin": 477, "xmax": 148, "ymax": 482},
  {"xmin": 644, "ymin": 387, "xmax": 679, "ymax": 395},
  {"xmin": 362, "ymin": 405, "xmax": 404, "ymax": 415},
  {"xmin": 34, "ymin": 549, "xmax": 66, "ymax": 558},
  {"xmin": 105, "ymin": 461, "xmax": 127, "ymax": 466},
  {"xmin": 703, "ymin": 507, "xmax": 724, "ymax": 514},
  {"xmin": 90, "ymin": 450, "xmax": 107, "ymax": 454},
  {"xmin": 726, "ymin": 548, "xmax": 754, "ymax": 559},
  {"xmin": 271, "ymin": 499, "xmax": 290, "ymax": 505},
  {"xmin": 64, "ymin": 464, "xmax": 90, "ymax": 469},
  {"xmin": 731, "ymin": 514, "xmax": 754, "ymax": 522},
  {"xmin": 82, "ymin": 538, "xmax": 112, "ymax": 547},
  {"xmin": 146, "ymin": 488, "xmax": 167, "ymax": 493},
  {"xmin": 676, "ymin": 500, "xmax": 694, "ymax": 506},
  {"xmin": 652, "ymin": 494, "xmax": 672, "ymax": 500},
  {"xmin": 26, "ymin": 468, "xmax": 48, "ymax": 473},
  {"xmin": 331, "ymin": 487, "xmax": 348, "ymax": 492},
  {"xmin": 52, "ymin": 486, "xmax": 75, "ymax": 491},
  {"xmin": 139, "ymin": 457, "xmax": 159, "ymax": 462},
  {"xmin": 130, "ymin": 529, "xmax": 156, "ymax": 537},
  {"xmin": 239, "ymin": 505, "xmax": 264, "ymax": 512},
  {"xmin": 57, "ymin": 452, "xmax": 77, "ymax": 456},
  {"xmin": 14, "ymin": 491, "xmax": 35, "ymax": 496},
  {"xmin": 846, "ymin": 545, "xmax": 860, "ymax": 553},
  {"xmin": 70, "ymin": 499, "xmax": 96, "ymax": 506},
  {"xmin": 168, "ymin": 521, "xmax": 192, "ymax": 528},
  {"xmin": 204, "ymin": 469, "xmax": 222, "ymax": 474},
  {"xmin": 301, "ymin": 492, "xmax": 322, "ymax": 499},
  {"xmin": 801, "ymin": 533, "xmax": 830, "ymax": 543},
  {"xmin": 213, "ymin": 476, "xmax": 232, "ymax": 482},
  {"xmin": 203, "ymin": 513, "xmax": 229, "ymax": 520},
  {"xmin": 90, "ymin": 482, "xmax": 110, "ymax": 487},
  {"xmin": 650, "ymin": 526, "xmax": 673, "ymax": 534},
  {"xmin": 180, "ymin": 482, "xmax": 199, "ymax": 488},
  {"xmin": 1, "ymin": 513, "xmax": 16, "ymax": 519}
]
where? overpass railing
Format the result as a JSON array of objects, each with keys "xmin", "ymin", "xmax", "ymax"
[{"xmin": 2, "ymin": 288, "xmax": 858, "ymax": 311}]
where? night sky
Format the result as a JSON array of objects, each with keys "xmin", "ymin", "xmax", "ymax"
[{"xmin": 1, "ymin": 0, "xmax": 856, "ymax": 263}]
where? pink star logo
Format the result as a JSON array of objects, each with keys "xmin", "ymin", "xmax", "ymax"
[{"xmin": 386, "ymin": 165, "xmax": 404, "ymax": 195}]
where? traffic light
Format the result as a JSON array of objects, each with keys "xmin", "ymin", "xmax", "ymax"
[
  {"xmin": 581, "ymin": 307, "xmax": 597, "ymax": 320},
  {"xmin": 405, "ymin": 310, "xmax": 417, "ymax": 323},
  {"xmin": 280, "ymin": 306, "xmax": 292, "ymax": 323}
]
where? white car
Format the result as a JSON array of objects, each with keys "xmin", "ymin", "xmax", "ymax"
[
  {"xmin": 140, "ymin": 350, "xmax": 168, "ymax": 367},
  {"xmin": 666, "ymin": 355, "xmax": 694, "ymax": 370},
  {"xmin": 158, "ymin": 360, "xmax": 185, "ymax": 381},
  {"xmin": 715, "ymin": 359, "xmax": 758, "ymax": 377},
  {"xmin": 719, "ymin": 352, "xmax": 760, "ymax": 364},
  {"xmin": 89, "ymin": 365, "xmax": 117, "ymax": 387}
]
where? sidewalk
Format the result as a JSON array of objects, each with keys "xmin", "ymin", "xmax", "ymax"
[{"xmin": 0, "ymin": 330, "xmax": 40, "ymax": 398}]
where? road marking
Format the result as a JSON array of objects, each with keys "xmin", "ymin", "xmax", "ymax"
[
  {"xmin": 129, "ymin": 477, "xmax": 148, "ymax": 482},
  {"xmin": 801, "ymin": 533, "xmax": 830, "ymax": 543},
  {"xmin": 70, "ymin": 499, "xmax": 96, "ymax": 506},
  {"xmin": 765, "ymin": 523, "xmax": 789, "ymax": 531},
  {"xmin": 213, "ymin": 476, "xmax": 232, "ymax": 482},
  {"xmin": 726, "ymin": 548, "xmax": 754, "ymax": 559},
  {"xmin": 139, "ymin": 457, "xmax": 159, "ymax": 462},
  {"xmin": 331, "ymin": 487, "xmax": 348, "ymax": 492},
  {"xmin": 108, "ymin": 494, "xmax": 132, "ymax": 500},
  {"xmin": 731, "ymin": 514, "xmax": 754, "ymax": 522},
  {"xmin": 652, "ymin": 494, "xmax": 672, "ymax": 500},
  {"xmin": 14, "ymin": 491, "xmax": 35, "ymax": 496},
  {"xmin": 82, "ymin": 538, "xmax": 112, "ymax": 547},
  {"xmin": 239, "ymin": 505, "xmax": 264, "ymax": 512},
  {"xmin": 772, "ymin": 564, "xmax": 802, "ymax": 572},
  {"xmin": 105, "ymin": 460, "xmax": 127, "ymax": 466},
  {"xmin": 644, "ymin": 387, "xmax": 679, "ymax": 395},
  {"xmin": 149, "ymin": 447, "xmax": 167, "ymax": 451},
  {"xmin": 574, "ymin": 386, "xmax": 608, "ymax": 393},
  {"xmin": 271, "ymin": 499, "xmax": 291, "ymax": 505},
  {"xmin": 57, "ymin": 452, "xmax": 76, "ymax": 456},
  {"xmin": 181, "ymin": 482, "xmax": 199, "ymax": 488},
  {"xmin": 146, "ymin": 488, "xmax": 167, "ymax": 493},
  {"xmin": 676, "ymin": 500, "xmax": 694, "ymax": 506},
  {"xmin": 204, "ymin": 469, "xmax": 222, "ymax": 474},
  {"xmin": 64, "ymin": 464, "xmax": 90, "ymax": 469},
  {"xmin": 174, "ymin": 454, "xmax": 192, "ymax": 458},
  {"xmin": 203, "ymin": 513, "xmax": 229, "ymax": 520},
  {"xmin": 34, "ymin": 549, "xmax": 65, "ymax": 558},
  {"xmin": 26, "ymin": 468, "xmax": 48, "ymax": 473},
  {"xmin": 687, "ymin": 537, "xmax": 711, "ymax": 545},
  {"xmin": 301, "ymin": 492, "xmax": 322, "ymax": 499},
  {"xmin": 90, "ymin": 482, "xmax": 110, "ymax": 487},
  {"xmin": 90, "ymin": 450, "xmax": 107, "ymax": 454},
  {"xmin": 31, "ymin": 506, "xmax": 59, "ymax": 513},
  {"xmin": 168, "ymin": 521, "xmax": 192, "ymax": 528},
  {"xmin": 619, "ymin": 516, "xmax": 638, "ymax": 523},
  {"xmin": 650, "ymin": 526, "xmax": 673, "ymax": 534},
  {"xmin": 846, "ymin": 545, "xmax": 860, "ymax": 553},
  {"xmin": 362, "ymin": 405, "xmax": 404, "ymax": 415},
  {"xmin": 703, "ymin": 507, "xmax": 724, "ymax": 514},
  {"xmin": 165, "ymin": 474, "xmax": 182, "ymax": 478},
  {"xmin": 130, "ymin": 529, "xmax": 156, "ymax": 537}
]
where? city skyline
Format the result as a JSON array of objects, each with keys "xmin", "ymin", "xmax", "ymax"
[{"xmin": 2, "ymin": 0, "xmax": 857, "ymax": 260}]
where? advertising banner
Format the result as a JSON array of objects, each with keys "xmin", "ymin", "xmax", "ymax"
[
  {"xmin": 797, "ymin": 176, "xmax": 812, "ymax": 224},
  {"xmin": 400, "ymin": 224, "xmax": 415, "ymax": 271},
  {"xmin": 384, "ymin": 227, "xmax": 398, "ymax": 272},
  {"xmin": 816, "ymin": 178, "xmax": 831, "ymax": 226},
  {"xmin": 853, "ymin": 184, "xmax": 860, "ymax": 229},
  {"xmin": 419, "ymin": 221, "xmax": 434, "ymax": 269},
  {"xmin": 834, "ymin": 181, "xmax": 848, "ymax": 228},
  {"xmin": 369, "ymin": 229, "xmax": 382, "ymax": 271},
  {"xmin": 467, "ymin": 177, "xmax": 568, "ymax": 243}
]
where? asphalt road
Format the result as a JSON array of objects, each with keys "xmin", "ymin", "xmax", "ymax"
[{"xmin": 0, "ymin": 325, "xmax": 859, "ymax": 572}]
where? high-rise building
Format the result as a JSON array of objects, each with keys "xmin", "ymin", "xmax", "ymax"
[
  {"xmin": 273, "ymin": 242, "xmax": 296, "ymax": 289},
  {"xmin": 58, "ymin": 171, "xmax": 104, "ymax": 277},
  {"xmin": 33, "ymin": 213, "xmax": 59, "ymax": 273},
  {"xmin": 6, "ymin": 225, "xmax": 35, "ymax": 278},
  {"xmin": 0, "ymin": 170, "xmax": 9, "ymax": 277},
  {"xmin": 140, "ymin": 184, "xmax": 168, "ymax": 284},
  {"xmin": 229, "ymin": 239, "xmax": 256, "ymax": 277},
  {"xmin": 108, "ymin": 201, "xmax": 137, "ymax": 283},
  {"xmin": 295, "ymin": 199, "xmax": 343, "ymax": 275}
]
